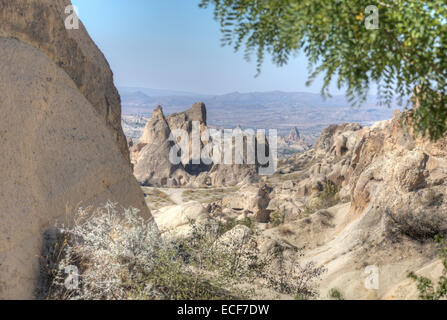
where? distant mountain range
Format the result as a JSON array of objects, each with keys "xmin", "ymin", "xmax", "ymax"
[
  {"xmin": 119, "ymin": 87, "xmax": 404, "ymax": 143},
  {"xmin": 119, "ymin": 86, "xmax": 210, "ymax": 98}
]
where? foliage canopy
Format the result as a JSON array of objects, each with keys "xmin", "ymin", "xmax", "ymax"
[{"xmin": 199, "ymin": 0, "xmax": 447, "ymax": 140}]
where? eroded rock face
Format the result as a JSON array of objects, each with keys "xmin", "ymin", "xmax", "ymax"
[
  {"xmin": 262, "ymin": 110, "xmax": 447, "ymax": 299},
  {"xmin": 344, "ymin": 115, "xmax": 445, "ymax": 220},
  {"xmin": 221, "ymin": 182, "xmax": 273, "ymax": 222},
  {"xmin": 208, "ymin": 107, "xmax": 447, "ymax": 299},
  {"xmin": 139, "ymin": 106, "xmax": 171, "ymax": 145},
  {"xmin": 166, "ymin": 102, "xmax": 207, "ymax": 132},
  {"xmin": 153, "ymin": 201, "xmax": 206, "ymax": 233},
  {"xmin": 132, "ymin": 106, "xmax": 188, "ymax": 186},
  {"xmin": 0, "ymin": 10, "xmax": 151, "ymax": 299},
  {"xmin": 131, "ymin": 103, "xmax": 263, "ymax": 187},
  {"xmin": 0, "ymin": 0, "xmax": 130, "ymax": 162},
  {"xmin": 287, "ymin": 127, "xmax": 301, "ymax": 142},
  {"xmin": 276, "ymin": 113, "xmax": 447, "ymax": 229},
  {"xmin": 277, "ymin": 127, "xmax": 310, "ymax": 156}
]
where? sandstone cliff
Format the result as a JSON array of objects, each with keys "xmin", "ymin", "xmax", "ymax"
[
  {"xmin": 133, "ymin": 106, "xmax": 188, "ymax": 186},
  {"xmin": 277, "ymin": 127, "xmax": 310, "ymax": 157},
  {"xmin": 131, "ymin": 103, "xmax": 262, "ymax": 187},
  {"xmin": 0, "ymin": 0, "xmax": 129, "ymax": 162},
  {"xmin": 275, "ymin": 111, "xmax": 447, "ymax": 299},
  {"xmin": 0, "ymin": 2, "xmax": 151, "ymax": 299},
  {"xmin": 216, "ymin": 110, "xmax": 447, "ymax": 299}
]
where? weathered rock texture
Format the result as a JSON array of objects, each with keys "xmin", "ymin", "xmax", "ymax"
[
  {"xmin": 0, "ymin": 0, "xmax": 129, "ymax": 162},
  {"xmin": 263, "ymin": 110, "xmax": 447, "ymax": 299},
  {"xmin": 0, "ymin": 3, "xmax": 150, "ymax": 299},
  {"xmin": 222, "ymin": 182, "xmax": 273, "ymax": 222},
  {"xmin": 130, "ymin": 103, "xmax": 263, "ymax": 187},
  {"xmin": 219, "ymin": 109, "xmax": 447, "ymax": 299},
  {"xmin": 287, "ymin": 127, "xmax": 301, "ymax": 142},
  {"xmin": 277, "ymin": 127, "xmax": 310, "ymax": 157},
  {"xmin": 133, "ymin": 106, "xmax": 187, "ymax": 187}
]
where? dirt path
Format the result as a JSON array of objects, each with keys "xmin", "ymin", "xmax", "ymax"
[
  {"xmin": 158, "ymin": 188, "xmax": 184, "ymax": 205},
  {"xmin": 144, "ymin": 186, "xmax": 238, "ymax": 207}
]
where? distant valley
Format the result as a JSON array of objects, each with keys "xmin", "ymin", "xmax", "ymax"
[{"xmin": 120, "ymin": 87, "xmax": 401, "ymax": 146}]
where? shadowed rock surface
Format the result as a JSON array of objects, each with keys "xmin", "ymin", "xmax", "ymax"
[
  {"xmin": 131, "ymin": 103, "xmax": 265, "ymax": 187},
  {"xmin": 0, "ymin": 0, "xmax": 129, "ymax": 162}
]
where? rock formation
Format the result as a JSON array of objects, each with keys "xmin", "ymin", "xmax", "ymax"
[
  {"xmin": 218, "ymin": 109, "xmax": 447, "ymax": 299},
  {"xmin": 0, "ymin": 0, "xmax": 129, "ymax": 162},
  {"xmin": 277, "ymin": 127, "xmax": 310, "ymax": 157},
  {"xmin": 287, "ymin": 127, "xmax": 301, "ymax": 142},
  {"xmin": 153, "ymin": 201, "xmax": 207, "ymax": 236},
  {"xmin": 166, "ymin": 102, "xmax": 207, "ymax": 133},
  {"xmin": 222, "ymin": 182, "xmax": 273, "ymax": 222},
  {"xmin": 133, "ymin": 106, "xmax": 187, "ymax": 186},
  {"xmin": 130, "ymin": 103, "xmax": 265, "ymax": 187},
  {"xmin": 0, "ymin": 2, "xmax": 151, "ymax": 299}
]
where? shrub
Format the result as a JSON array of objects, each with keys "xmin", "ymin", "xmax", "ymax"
[
  {"xmin": 41, "ymin": 202, "xmax": 325, "ymax": 300},
  {"xmin": 318, "ymin": 181, "xmax": 340, "ymax": 209},
  {"xmin": 409, "ymin": 235, "xmax": 447, "ymax": 300},
  {"xmin": 41, "ymin": 203, "xmax": 164, "ymax": 299},
  {"xmin": 40, "ymin": 203, "xmax": 244, "ymax": 300},
  {"xmin": 386, "ymin": 209, "xmax": 445, "ymax": 241},
  {"xmin": 217, "ymin": 216, "xmax": 256, "ymax": 234},
  {"xmin": 270, "ymin": 207, "xmax": 286, "ymax": 227},
  {"xmin": 328, "ymin": 288, "xmax": 344, "ymax": 300},
  {"xmin": 262, "ymin": 242, "xmax": 327, "ymax": 300}
]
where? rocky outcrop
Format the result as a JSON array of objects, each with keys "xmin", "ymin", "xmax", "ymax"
[
  {"xmin": 287, "ymin": 127, "xmax": 301, "ymax": 142},
  {"xmin": 166, "ymin": 102, "xmax": 207, "ymax": 132},
  {"xmin": 201, "ymin": 162, "xmax": 258, "ymax": 187},
  {"xmin": 222, "ymin": 182, "xmax": 273, "ymax": 222},
  {"xmin": 133, "ymin": 106, "xmax": 188, "ymax": 186},
  {"xmin": 294, "ymin": 113, "xmax": 447, "ymax": 226},
  {"xmin": 131, "ymin": 103, "xmax": 265, "ymax": 187},
  {"xmin": 277, "ymin": 127, "xmax": 310, "ymax": 157},
  {"xmin": 262, "ymin": 109, "xmax": 447, "ymax": 299},
  {"xmin": 166, "ymin": 102, "xmax": 211, "ymax": 177},
  {"xmin": 153, "ymin": 201, "xmax": 206, "ymax": 234},
  {"xmin": 0, "ymin": 0, "xmax": 130, "ymax": 162},
  {"xmin": 213, "ymin": 107, "xmax": 447, "ymax": 299},
  {"xmin": 139, "ymin": 106, "xmax": 171, "ymax": 145},
  {"xmin": 0, "ymin": 3, "xmax": 151, "ymax": 299}
]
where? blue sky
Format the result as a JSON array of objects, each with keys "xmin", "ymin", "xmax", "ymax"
[{"xmin": 72, "ymin": 0, "xmax": 343, "ymax": 95}]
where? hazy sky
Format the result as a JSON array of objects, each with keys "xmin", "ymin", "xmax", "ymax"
[{"xmin": 72, "ymin": 0, "xmax": 344, "ymax": 95}]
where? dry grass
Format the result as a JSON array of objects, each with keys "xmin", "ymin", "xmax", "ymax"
[
  {"xmin": 143, "ymin": 188, "xmax": 175, "ymax": 210},
  {"xmin": 302, "ymin": 181, "xmax": 340, "ymax": 216},
  {"xmin": 41, "ymin": 202, "xmax": 326, "ymax": 300},
  {"xmin": 279, "ymin": 224, "xmax": 294, "ymax": 236},
  {"xmin": 182, "ymin": 187, "xmax": 237, "ymax": 204},
  {"xmin": 386, "ymin": 208, "xmax": 446, "ymax": 242}
]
